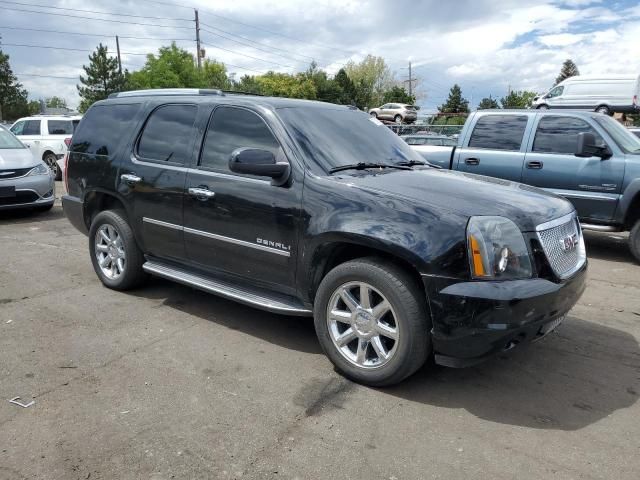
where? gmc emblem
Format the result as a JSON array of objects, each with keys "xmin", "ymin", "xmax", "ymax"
[{"xmin": 560, "ymin": 233, "xmax": 579, "ymax": 252}]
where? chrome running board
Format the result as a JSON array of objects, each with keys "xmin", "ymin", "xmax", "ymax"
[
  {"xmin": 143, "ymin": 260, "xmax": 312, "ymax": 316},
  {"xmin": 580, "ymin": 223, "xmax": 619, "ymax": 232}
]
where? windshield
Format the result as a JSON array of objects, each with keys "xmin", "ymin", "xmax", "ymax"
[
  {"xmin": 277, "ymin": 106, "xmax": 424, "ymax": 172},
  {"xmin": 0, "ymin": 126, "xmax": 26, "ymax": 149},
  {"xmin": 593, "ymin": 116, "xmax": 640, "ymax": 154}
]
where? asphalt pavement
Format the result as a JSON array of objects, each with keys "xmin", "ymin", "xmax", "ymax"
[{"xmin": 0, "ymin": 182, "xmax": 639, "ymax": 479}]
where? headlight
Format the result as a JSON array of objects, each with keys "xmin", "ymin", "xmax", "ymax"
[
  {"xmin": 467, "ymin": 216, "xmax": 533, "ymax": 279},
  {"xmin": 27, "ymin": 164, "xmax": 50, "ymax": 176}
]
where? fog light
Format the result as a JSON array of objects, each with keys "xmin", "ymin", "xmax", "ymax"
[{"xmin": 43, "ymin": 189, "xmax": 53, "ymax": 198}]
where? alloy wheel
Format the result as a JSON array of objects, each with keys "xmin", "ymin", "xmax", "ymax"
[
  {"xmin": 44, "ymin": 155, "xmax": 58, "ymax": 177},
  {"xmin": 326, "ymin": 281, "xmax": 399, "ymax": 369},
  {"xmin": 94, "ymin": 224, "xmax": 126, "ymax": 280}
]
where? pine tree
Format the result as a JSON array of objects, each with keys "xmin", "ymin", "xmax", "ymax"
[
  {"xmin": 438, "ymin": 84, "xmax": 469, "ymax": 113},
  {"xmin": 334, "ymin": 68, "xmax": 356, "ymax": 105},
  {"xmin": 555, "ymin": 59, "xmax": 580, "ymax": 86},
  {"xmin": 77, "ymin": 44, "xmax": 125, "ymax": 113},
  {"xmin": 477, "ymin": 95, "xmax": 499, "ymax": 110}
]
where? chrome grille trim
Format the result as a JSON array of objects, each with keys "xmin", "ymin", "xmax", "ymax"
[{"xmin": 536, "ymin": 212, "xmax": 586, "ymax": 279}]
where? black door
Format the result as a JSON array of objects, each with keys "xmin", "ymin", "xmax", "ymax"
[
  {"xmin": 183, "ymin": 105, "xmax": 302, "ymax": 295},
  {"xmin": 120, "ymin": 103, "xmax": 198, "ymax": 262}
]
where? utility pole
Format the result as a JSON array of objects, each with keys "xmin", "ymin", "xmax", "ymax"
[
  {"xmin": 403, "ymin": 61, "xmax": 418, "ymax": 98},
  {"xmin": 195, "ymin": 9, "xmax": 202, "ymax": 69},
  {"xmin": 115, "ymin": 35, "xmax": 122, "ymax": 75}
]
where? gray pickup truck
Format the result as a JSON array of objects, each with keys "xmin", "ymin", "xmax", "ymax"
[{"xmin": 407, "ymin": 110, "xmax": 640, "ymax": 262}]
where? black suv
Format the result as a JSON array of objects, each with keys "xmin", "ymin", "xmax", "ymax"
[{"xmin": 63, "ymin": 89, "xmax": 587, "ymax": 386}]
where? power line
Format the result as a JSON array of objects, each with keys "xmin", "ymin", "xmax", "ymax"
[
  {"xmin": 136, "ymin": 0, "xmax": 359, "ymax": 56},
  {"xmin": 0, "ymin": 6, "xmax": 194, "ymax": 29},
  {"xmin": 0, "ymin": 25, "xmax": 195, "ymax": 41},
  {"xmin": 16, "ymin": 72, "xmax": 78, "ymax": 80},
  {"xmin": 2, "ymin": 42, "xmax": 150, "ymax": 56},
  {"xmin": 0, "ymin": 0, "xmax": 192, "ymax": 21},
  {"xmin": 199, "ymin": 40, "xmax": 294, "ymax": 69}
]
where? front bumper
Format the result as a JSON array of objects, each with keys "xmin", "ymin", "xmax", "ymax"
[
  {"xmin": 424, "ymin": 263, "xmax": 587, "ymax": 367},
  {"xmin": 0, "ymin": 172, "xmax": 55, "ymax": 210}
]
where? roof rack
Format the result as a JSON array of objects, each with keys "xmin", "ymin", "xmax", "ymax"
[
  {"xmin": 108, "ymin": 88, "xmax": 225, "ymax": 99},
  {"xmin": 222, "ymin": 90, "xmax": 264, "ymax": 97}
]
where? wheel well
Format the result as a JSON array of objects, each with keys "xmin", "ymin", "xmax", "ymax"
[
  {"xmin": 83, "ymin": 191, "xmax": 127, "ymax": 228},
  {"xmin": 624, "ymin": 194, "xmax": 640, "ymax": 230},
  {"xmin": 310, "ymin": 242, "xmax": 424, "ymax": 303}
]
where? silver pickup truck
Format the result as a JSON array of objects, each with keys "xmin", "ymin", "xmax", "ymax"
[{"xmin": 404, "ymin": 110, "xmax": 640, "ymax": 262}]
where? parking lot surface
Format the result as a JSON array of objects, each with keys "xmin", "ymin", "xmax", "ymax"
[{"xmin": 1, "ymin": 182, "xmax": 639, "ymax": 480}]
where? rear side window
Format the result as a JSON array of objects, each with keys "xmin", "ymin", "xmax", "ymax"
[
  {"xmin": 468, "ymin": 115, "xmax": 528, "ymax": 151},
  {"xmin": 11, "ymin": 120, "xmax": 41, "ymax": 135},
  {"xmin": 47, "ymin": 120, "xmax": 73, "ymax": 135},
  {"xmin": 137, "ymin": 104, "xmax": 197, "ymax": 165},
  {"xmin": 533, "ymin": 116, "xmax": 604, "ymax": 155},
  {"xmin": 72, "ymin": 104, "xmax": 141, "ymax": 156},
  {"xmin": 200, "ymin": 106, "xmax": 281, "ymax": 174}
]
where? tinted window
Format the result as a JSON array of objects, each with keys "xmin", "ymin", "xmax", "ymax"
[
  {"xmin": 14, "ymin": 120, "xmax": 41, "ymax": 135},
  {"xmin": 0, "ymin": 127, "xmax": 25, "ymax": 149},
  {"xmin": 200, "ymin": 107, "xmax": 280, "ymax": 173},
  {"xmin": 533, "ymin": 116, "xmax": 604, "ymax": 154},
  {"xmin": 468, "ymin": 115, "xmax": 528, "ymax": 151},
  {"xmin": 277, "ymin": 107, "xmax": 424, "ymax": 172},
  {"xmin": 72, "ymin": 104, "xmax": 141, "ymax": 156},
  {"xmin": 137, "ymin": 104, "xmax": 197, "ymax": 164},
  {"xmin": 594, "ymin": 115, "xmax": 640, "ymax": 154},
  {"xmin": 47, "ymin": 120, "xmax": 74, "ymax": 135}
]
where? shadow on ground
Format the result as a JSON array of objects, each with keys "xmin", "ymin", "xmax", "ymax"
[
  {"xmin": 584, "ymin": 231, "xmax": 636, "ymax": 264},
  {"xmin": 129, "ymin": 278, "xmax": 639, "ymax": 431},
  {"xmin": 0, "ymin": 205, "xmax": 65, "ymax": 225}
]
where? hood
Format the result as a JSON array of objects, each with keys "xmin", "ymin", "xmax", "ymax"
[
  {"xmin": 334, "ymin": 168, "xmax": 574, "ymax": 232},
  {"xmin": 0, "ymin": 148, "xmax": 38, "ymax": 169}
]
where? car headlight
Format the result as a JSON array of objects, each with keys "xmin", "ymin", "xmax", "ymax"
[
  {"xmin": 27, "ymin": 164, "xmax": 50, "ymax": 176},
  {"xmin": 467, "ymin": 216, "xmax": 533, "ymax": 279}
]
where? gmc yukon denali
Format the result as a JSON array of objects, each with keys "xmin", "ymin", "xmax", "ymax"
[
  {"xmin": 63, "ymin": 89, "xmax": 587, "ymax": 386},
  {"xmin": 407, "ymin": 110, "xmax": 640, "ymax": 262}
]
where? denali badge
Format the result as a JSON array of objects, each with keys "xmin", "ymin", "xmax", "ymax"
[
  {"xmin": 257, "ymin": 238, "xmax": 291, "ymax": 252},
  {"xmin": 560, "ymin": 233, "xmax": 578, "ymax": 252}
]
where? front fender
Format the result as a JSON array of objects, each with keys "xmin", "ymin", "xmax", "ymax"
[{"xmin": 614, "ymin": 177, "xmax": 640, "ymax": 225}]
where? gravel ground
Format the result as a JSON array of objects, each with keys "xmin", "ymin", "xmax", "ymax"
[{"xmin": 0, "ymin": 182, "xmax": 639, "ymax": 479}]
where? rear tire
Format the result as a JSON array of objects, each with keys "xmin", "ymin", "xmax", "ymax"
[
  {"xmin": 629, "ymin": 220, "xmax": 640, "ymax": 264},
  {"xmin": 43, "ymin": 153, "xmax": 61, "ymax": 181},
  {"xmin": 89, "ymin": 209, "xmax": 147, "ymax": 290},
  {"xmin": 595, "ymin": 105, "xmax": 611, "ymax": 115},
  {"xmin": 394, "ymin": 114, "xmax": 402, "ymax": 124},
  {"xmin": 536, "ymin": 104, "xmax": 549, "ymax": 110},
  {"xmin": 370, "ymin": 112, "xmax": 377, "ymax": 118},
  {"xmin": 313, "ymin": 257, "xmax": 430, "ymax": 387}
]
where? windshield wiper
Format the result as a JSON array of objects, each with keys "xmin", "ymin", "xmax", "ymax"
[
  {"xmin": 395, "ymin": 159, "xmax": 426, "ymax": 166},
  {"xmin": 329, "ymin": 162, "xmax": 412, "ymax": 174}
]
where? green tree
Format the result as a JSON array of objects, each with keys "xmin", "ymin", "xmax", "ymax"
[
  {"xmin": 303, "ymin": 62, "xmax": 342, "ymax": 103},
  {"xmin": 555, "ymin": 59, "xmax": 580, "ymax": 86},
  {"xmin": 233, "ymin": 74, "xmax": 262, "ymax": 94},
  {"xmin": 477, "ymin": 95, "xmax": 499, "ymax": 110},
  {"xmin": 127, "ymin": 43, "xmax": 203, "ymax": 91},
  {"xmin": 334, "ymin": 68, "xmax": 356, "ymax": 105},
  {"xmin": 77, "ymin": 43, "xmax": 125, "ymax": 113},
  {"xmin": 438, "ymin": 84, "xmax": 469, "ymax": 113},
  {"xmin": 27, "ymin": 100, "xmax": 41, "ymax": 115},
  {"xmin": 345, "ymin": 55, "xmax": 393, "ymax": 109},
  {"xmin": 255, "ymin": 71, "xmax": 316, "ymax": 99},
  {"xmin": 45, "ymin": 96, "xmax": 67, "ymax": 109},
  {"xmin": 500, "ymin": 90, "xmax": 537, "ymax": 108},
  {"xmin": 382, "ymin": 85, "xmax": 416, "ymax": 104},
  {"xmin": 202, "ymin": 59, "xmax": 230, "ymax": 90},
  {"xmin": 0, "ymin": 49, "xmax": 31, "ymax": 121}
]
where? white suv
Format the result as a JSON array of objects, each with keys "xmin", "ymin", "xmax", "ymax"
[{"xmin": 10, "ymin": 115, "xmax": 82, "ymax": 180}]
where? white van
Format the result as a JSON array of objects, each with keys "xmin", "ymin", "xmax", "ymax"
[{"xmin": 532, "ymin": 74, "xmax": 640, "ymax": 115}]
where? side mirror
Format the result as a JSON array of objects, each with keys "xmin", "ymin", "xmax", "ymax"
[
  {"xmin": 575, "ymin": 132, "xmax": 612, "ymax": 159},
  {"xmin": 229, "ymin": 148, "xmax": 290, "ymax": 185}
]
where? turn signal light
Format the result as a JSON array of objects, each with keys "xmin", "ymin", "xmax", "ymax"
[{"xmin": 469, "ymin": 234, "xmax": 487, "ymax": 277}]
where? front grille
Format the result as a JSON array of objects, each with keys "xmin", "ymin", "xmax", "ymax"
[
  {"xmin": 537, "ymin": 213, "xmax": 585, "ymax": 279},
  {"xmin": 0, "ymin": 191, "xmax": 39, "ymax": 206},
  {"xmin": 0, "ymin": 168, "xmax": 32, "ymax": 179}
]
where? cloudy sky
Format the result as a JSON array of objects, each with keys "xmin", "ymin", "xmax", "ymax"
[{"xmin": 1, "ymin": 0, "xmax": 639, "ymax": 111}]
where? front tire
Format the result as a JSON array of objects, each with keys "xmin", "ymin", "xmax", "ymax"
[
  {"xmin": 370, "ymin": 111, "xmax": 377, "ymax": 118},
  {"xmin": 536, "ymin": 104, "xmax": 549, "ymax": 110},
  {"xmin": 394, "ymin": 114, "xmax": 402, "ymax": 124},
  {"xmin": 89, "ymin": 210, "xmax": 147, "ymax": 290},
  {"xmin": 43, "ymin": 153, "xmax": 61, "ymax": 180},
  {"xmin": 629, "ymin": 220, "xmax": 640, "ymax": 264},
  {"xmin": 313, "ymin": 258, "xmax": 430, "ymax": 387}
]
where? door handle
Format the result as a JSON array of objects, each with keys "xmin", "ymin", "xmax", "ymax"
[
  {"xmin": 121, "ymin": 173, "xmax": 142, "ymax": 185},
  {"xmin": 464, "ymin": 157, "xmax": 480, "ymax": 166},
  {"xmin": 188, "ymin": 187, "xmax": 216, "ymax": 201},
  {"xmin": 526, "ymin": 161, "xmax": 544, "ymax": 169}
]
